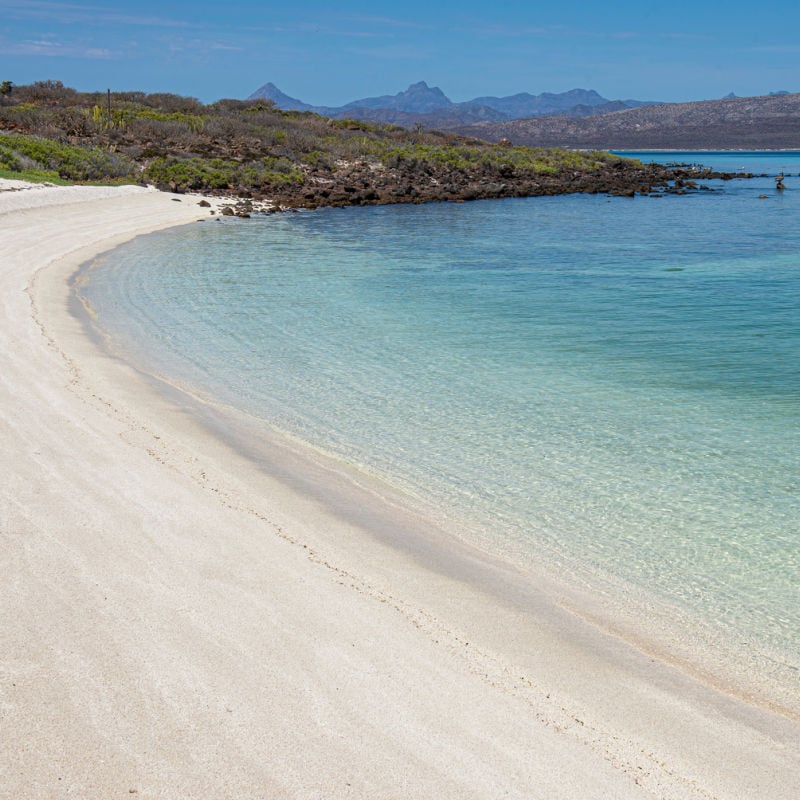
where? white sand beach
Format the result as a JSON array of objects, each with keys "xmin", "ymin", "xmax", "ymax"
[{"xmin": 1, "ymin": 180, "xmax": 798, "ymax": 799}]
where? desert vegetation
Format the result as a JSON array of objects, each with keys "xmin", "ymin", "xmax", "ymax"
[{"xmin": 0, "ymin": 80, "xmax": 687, "ymax": 205}]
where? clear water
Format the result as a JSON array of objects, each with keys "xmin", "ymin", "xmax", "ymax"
[
  {"xmin": 615, "ymin": 149, "xmax": 800, "ymax": 176},
  {"xmin": 80, "ymin": 154, "xmax": 800, "ymax": 701}
]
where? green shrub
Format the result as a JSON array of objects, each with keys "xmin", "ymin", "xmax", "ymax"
[
  {"xmin": 143, "ymin": 156, "xmax": 305, "ymax": 192},
  {"xmin": 0, "ymin": 131, "xmax": 135, "ymax": 181}
]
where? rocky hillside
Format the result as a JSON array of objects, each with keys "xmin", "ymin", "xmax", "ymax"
[
  {"xmin": 454, "ymin": 93, "xmax": 800, "ymax": 149},
  {"xmin": 0, "ymin": 81, "xmax": 743, "ymax": 209}
]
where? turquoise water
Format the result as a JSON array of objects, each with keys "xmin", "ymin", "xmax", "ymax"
[
  {"xmin": 615, "ymin": 149, "xmax": 800, "ymax": 175},
  {"xmin": 80, "ymin": 155, "xmax": 799, "ymax": 700}
]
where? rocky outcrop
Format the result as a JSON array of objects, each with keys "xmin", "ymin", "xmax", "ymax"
[
  {"xmin": 241, "ymin": 161, "xmax": 747, "ymax": 210},
  {"xmin": 0, "ymin": 82, "xmax": 754, "ymax": 211}
]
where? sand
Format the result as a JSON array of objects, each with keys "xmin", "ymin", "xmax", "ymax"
[{"xmin": 1, "ymin": 179, "xmax": 798, "ymax": 799}]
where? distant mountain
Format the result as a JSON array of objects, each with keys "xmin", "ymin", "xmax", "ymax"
[
  {"xmin": 462, "ymin": 88, "xmax": 608, "ymax": 117},
  {"xmin": 247, "ymin": 81, "xmax": 654, "ymax": 126},
  {"xmin": 339, "ymin": 81, "xmax": 452, "ymax": 113},
  {"xmin": 326, "ymin": 105, "xmax": 510, "ymax": 129},
  {"xmin": 248, "ymin": 82, "xmax": 315, "ymax": 112},
  {"xmin": 450, "ymin": 92, "xmax": 800, "ymax": 149},
  {"xmin": 247, "ymin": 81, "xmax": 453, "ymax": 117},
  {"xmin": 246, "ymin": 82, "xmax": 800, "ymax": 148}
]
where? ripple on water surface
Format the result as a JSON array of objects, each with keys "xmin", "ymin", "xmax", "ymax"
[{"xmin": 80, "ymin": 169, "xmax": 800, "ymax": 708}]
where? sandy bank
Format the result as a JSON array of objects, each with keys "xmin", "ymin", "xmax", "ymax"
[{"xmin": 1, "ymin": 180, "xmax": 797, "ymax": 799}]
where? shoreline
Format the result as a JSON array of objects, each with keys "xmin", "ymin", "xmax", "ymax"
[
  {"xmin": 73, "ymin": 226, "xmax": 800, "ymax": 724},
  {"xmin": 2, "ymin": 180, "xmax": 798, "ymax": 798}
]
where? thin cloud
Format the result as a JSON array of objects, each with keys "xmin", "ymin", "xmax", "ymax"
[
  {"xmin": 164, "ymin": 37, "xmax": 242, "ymax": 53},
  {"xmin": 158, "ymin": 35, "xmax": 244, "ymax": 61},
  {"xmin": 468, "ymin": 22, "xmax": 650, "ymax": 42},
  {"xmin": 0, "ymin": 35, "xmax": 116, "ymax": 58},
  {"xmin": 205, "ymin": 42, "xmax": 242, "ymax": 52},
  {"xmin": 0, "ymin": 0, "xmax": 197, "ymax": 29}
]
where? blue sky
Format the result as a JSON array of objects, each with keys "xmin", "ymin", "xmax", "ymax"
[{"xmin": 1, "ymin": 1, "xmax": 798, "ymax": 105}]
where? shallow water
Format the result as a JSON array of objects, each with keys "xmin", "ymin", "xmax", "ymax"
[{"xmin": 80, "ymin": 153, "xmax": 800, "ymax": 702}]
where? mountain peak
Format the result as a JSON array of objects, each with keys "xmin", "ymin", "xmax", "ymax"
[
  {"xmin": 406, "ymin": 80, "xmax": 445, "ymax": 95},
  {"xmin": 397, "ymin": 81, "xmax": 451, "ymax": 107},
  {"xmin": 247, "ymin": 82, "xmax": 311, "ymax": 111},
  {"xmin": 337, "ymin": 81, "xmax": 452, "ymax": 113}
]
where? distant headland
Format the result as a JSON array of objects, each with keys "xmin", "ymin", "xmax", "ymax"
[{"xmin": 1, "ymin": 80, "xmax": 749, "ymax": 209}]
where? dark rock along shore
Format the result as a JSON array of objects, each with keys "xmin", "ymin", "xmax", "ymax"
[{"xmin": 204, "ymin": 161, "xmax": 750, "ymax": 211}]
